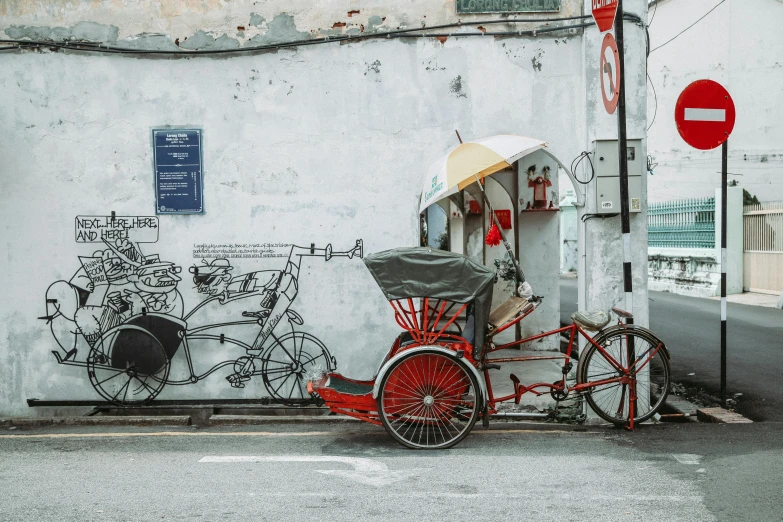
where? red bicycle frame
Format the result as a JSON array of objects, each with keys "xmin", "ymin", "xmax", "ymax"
[
  {"xmin": 483, "ymin": 309, "xmax": 663, "ymax": 429},
  {"xmin": 372, "ymin": 297, "xmax": 662, "ymax": 430}
]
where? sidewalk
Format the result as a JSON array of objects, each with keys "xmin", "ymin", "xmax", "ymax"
[{"xmin": 707, "ymin": 291, "xmax": 781, "ymax": 308}]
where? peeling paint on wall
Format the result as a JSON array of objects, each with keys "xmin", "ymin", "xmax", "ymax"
[
  {"xmin": 5, "ymin": 21, "xmax": 119, "ymax": 43},
  {"xmin": 449, "ymin": 75, "xmax": 467, "ymax": 98}
]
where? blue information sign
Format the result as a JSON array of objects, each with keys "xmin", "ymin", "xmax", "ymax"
[{"xmin": 152, "ymin": 128, "xmax": 204, "ymax": 214}]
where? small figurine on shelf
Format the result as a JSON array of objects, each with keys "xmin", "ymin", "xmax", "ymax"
[{"xmin": 523, "ymin": 165, "xmax": 559, "ymax": 212}]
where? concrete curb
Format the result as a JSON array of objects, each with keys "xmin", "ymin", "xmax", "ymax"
[
  {"xmin": 208, "ymin": 414, "xmax": 605, "ymax": 430},
  {"xmin": 209, "ymin": 415, "xmax": 360, "ymax": 425},
  {"xmin": 0, "ymin": 416, "xmax": 192, "ymax": 428},
  {"xmin": 659, "ymin": 394, "xmax": 700, "ymax": 421},
  {"xmin": 696, "ymin": 407, "xmax": 753, "ymax": 424}
]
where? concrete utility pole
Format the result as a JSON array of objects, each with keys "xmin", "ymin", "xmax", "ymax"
[
  {"xmin": 614, "ymin": 0, "xmax": 634, "ymax": 320},
  {"xmin": 580, "ymin": 0, "xmax": 649, "ymax": 351}
]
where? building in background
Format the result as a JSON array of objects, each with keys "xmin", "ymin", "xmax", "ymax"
[{"xmin": 646, "ymin": 0, "xmax": 783, "ymax": 203}]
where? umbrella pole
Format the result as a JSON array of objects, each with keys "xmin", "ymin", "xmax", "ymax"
[{"xmin": 473, "ymin": 174, "xmax": 526, "ymax": 287}]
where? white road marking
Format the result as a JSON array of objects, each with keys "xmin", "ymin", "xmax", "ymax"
[
  {"xmin": 199, "ymin": 455, "xmax": 428, "ymax": 487},
  {"xmin": 672, "ymin": 453, "xmax": 703, "ymax": 465},
  {"xmin": 684, "ymin": 108, "xmax": 726, "ymax": 122}
]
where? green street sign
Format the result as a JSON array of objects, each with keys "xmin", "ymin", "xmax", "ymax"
[{"xmin": 456, "ymin": 0, "xmax": 561, "ymax": 14}]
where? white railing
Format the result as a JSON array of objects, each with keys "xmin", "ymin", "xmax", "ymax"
[
  {"xmin": 744, "ymin": 202, "xmax": 783, "ymax": 253},
  {"xmin": 743, "ymin": 202, "xmax": 783, "ymax": 294}
]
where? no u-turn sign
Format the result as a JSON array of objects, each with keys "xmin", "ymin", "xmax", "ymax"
[{"xmin": 600, "ymin": 33, "xmax": 620, "ymax": 114}]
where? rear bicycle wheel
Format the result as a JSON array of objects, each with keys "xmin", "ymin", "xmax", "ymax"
[
  {"xmin": 260, "ymin": 332, "xmax": 333, "ymax": 406},
  {"xmin": 577, "ymin": 328, "xmax": 670, "ymax": 426},
  {"xmin": 378, "ymin": 350, "xmax": 480, "ymax": 449},
  {"xmin": 87, "ymin": 325, "xmax": 170, "ymax": 406}
]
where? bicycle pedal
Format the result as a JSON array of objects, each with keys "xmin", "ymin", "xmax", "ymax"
[
  {"xmin": 226, "ymin": 373, "xmax": 251, "ymax": 388},
  {"xmin": 509, "ymin": 373, "xmax": 522, "ymax": 405}
]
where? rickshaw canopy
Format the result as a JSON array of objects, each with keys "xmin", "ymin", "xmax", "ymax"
[{"xmin": 364, "ymin": 247, "xmax": 495, "ymax": 348}]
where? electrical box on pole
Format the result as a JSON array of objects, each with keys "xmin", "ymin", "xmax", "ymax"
[{"xmin": 591, "ymin": 139, "xmax": 643, "ymax": 215}]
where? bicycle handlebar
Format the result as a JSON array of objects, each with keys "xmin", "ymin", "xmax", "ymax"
[{"xmin": 289, "ymin": 239, "xmax": 363, "ymax": 262}]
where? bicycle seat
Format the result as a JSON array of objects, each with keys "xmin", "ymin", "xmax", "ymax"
[
  {"xmin": 611, "ymin": 307, "xmax": 633, "ymax": 319},
  {"xmin": 571, "ymin": 310, "xmax": 610, "ymax": 331}
]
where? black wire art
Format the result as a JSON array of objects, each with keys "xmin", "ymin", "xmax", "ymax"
[{"xmin": 40, "ymin": 214, "xmax": 363, "ymax": 406}]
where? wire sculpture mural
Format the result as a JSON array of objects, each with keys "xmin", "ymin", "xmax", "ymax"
[{"xmin": 40, "ymin": 214, "xmax": 363, "ymax": 406}]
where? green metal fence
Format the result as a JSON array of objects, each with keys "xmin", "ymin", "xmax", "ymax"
[{"xmin": 648, "ymin": 197, "xmax": 715, "ymax": 249}]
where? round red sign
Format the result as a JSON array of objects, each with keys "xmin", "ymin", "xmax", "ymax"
[
  {"xmin": 600, "ymin": 33, "xmax": 620, "ymax": 115},
  {"xmin": 674, "ymin": 80, "xmax": 736, "ymax": 150}
]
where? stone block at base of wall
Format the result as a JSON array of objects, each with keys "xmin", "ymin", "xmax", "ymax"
[{"xmin": 648, "ymin": 254, "xmax": 721, "ymax": 298}]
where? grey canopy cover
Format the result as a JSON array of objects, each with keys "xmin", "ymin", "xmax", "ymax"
[{"xmin": 363, "ymin": 247, "xmax": 495, "ymax": 350}]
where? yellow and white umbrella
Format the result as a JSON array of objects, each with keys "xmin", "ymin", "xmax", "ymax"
[{"xmin": 419, "ymin": 134, "xmax": 546, "ymax": 213}]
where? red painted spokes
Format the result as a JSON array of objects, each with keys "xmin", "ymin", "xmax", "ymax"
[{"xmin": 379, "ymin": 352, "xmax": 479, "ymax": 449}]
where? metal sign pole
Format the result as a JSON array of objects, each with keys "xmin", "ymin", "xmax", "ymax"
[
  {"xmin": 615, "ymin": 0, "xmax": 633, "ymax": 321},
  {"xmin": 615, "ymin": 0, "xmax": 637, "ymax": 427},
  {"xmin": 721, "ymin": 140, "xmax": 728, "ymax": 407}
]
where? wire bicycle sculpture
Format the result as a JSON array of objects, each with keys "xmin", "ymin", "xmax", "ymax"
[{"xmin": 40, "ymin": 226, "xmax": 363, "ymax": 407}]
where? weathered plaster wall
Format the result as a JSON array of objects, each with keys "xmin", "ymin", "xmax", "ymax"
[
  {"xmin": 0, "ymin": 2, "xmax": 587, "ymax": 415},
  {"xmin": 1, "ymin": 0, "xmax": 582, "ymax": 51},
  {"xmin": 646, "ymin": 0, "xmax": 783, "ymax": 202}
]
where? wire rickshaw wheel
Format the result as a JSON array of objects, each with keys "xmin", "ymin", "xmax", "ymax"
[
  {"xmin": 87, "ymin": 325, "xmax": 170, "ymax": 406},
  {"xmin": 377, "ymin": 350, "xmax": 480, "ymax": 450},
  {"xmin": 577, "ymin": 328, "xmax": 670, "ymax": 426},
  {"xmin": 260, "ymin": 332, "xmax": 334, "ymax": 406}
]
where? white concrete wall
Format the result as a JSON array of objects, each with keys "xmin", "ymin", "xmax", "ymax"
[
  {"xmin": 715, "ymin": 186, "xmax": 744, "ymax": 294},
  {"xmin": 646, "ymin": 0, "xmax": 783, "ymax": 203},
  {"xmin": 517, "ymin": 150, "xmax": 561, "ymax": 350},
  {"xmin": 647, "ymin": 186, "xmax": 743, "ymax": 296},
  {"xmin": 0, "ymin": 1, "xmax": 588, "ymax": 415},
  {"xmin": 648, "ymin": 251, "xmax": 721, "ymax": 297},
  {"xmin": 560, "ymin": 192, "xmax": 578, "ymax": 272}
]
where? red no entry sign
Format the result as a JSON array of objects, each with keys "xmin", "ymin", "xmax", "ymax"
[
  {"xmin": 600, "ymin": 33, "xmax": 620, "ymax": 114},
  {"xmin": 675, "ymin": 80, "xmax": 736, "ymax": 150},
  {"xmin": 592, "ymin": 0, "xmax": 618, "ymax": 33}
]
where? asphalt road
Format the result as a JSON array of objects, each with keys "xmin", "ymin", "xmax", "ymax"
[
  {"xmin": 560, "ymin": 278, "xmax": 783, "ymax": 422},
  {"xmin": 1, "ymin": 422, "xmax": 782, "ymax": 522}
]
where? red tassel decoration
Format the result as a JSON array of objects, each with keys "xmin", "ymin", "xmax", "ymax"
[{"xmin": 485, "ymin": 223, "xmax": 502, "ymax": 246}]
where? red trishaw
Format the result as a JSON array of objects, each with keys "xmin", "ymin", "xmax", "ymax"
[{"xmin": 309, "ymin": 247, "xmax": 671, "ymax": 449}]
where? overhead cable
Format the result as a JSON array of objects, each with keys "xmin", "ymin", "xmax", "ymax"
[{"xmin": 0, "ymin": 13, "xmax": 646, "ymax": 56}]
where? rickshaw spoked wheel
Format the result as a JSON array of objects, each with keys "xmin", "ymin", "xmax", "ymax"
[
  {"xmin": 378, "ymin": 350, "xmax": 480, "ymax": 449},
  {"xmin": 261, "ymin": 332, "xmax": 334, "ymax": 407},
  {"xmin": 87, "ymin": 325, "xmax": 170, "ymax": 406}
]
